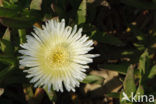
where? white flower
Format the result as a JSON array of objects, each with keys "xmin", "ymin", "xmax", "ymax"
[{"xmin": 19, "ymin": 19, "xmax": 98, "ymax": 92}]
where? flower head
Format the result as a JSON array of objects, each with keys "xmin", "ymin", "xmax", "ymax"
[{"xmin": 19, "ymin": 19, "xmax": 98, "ymax": 92}]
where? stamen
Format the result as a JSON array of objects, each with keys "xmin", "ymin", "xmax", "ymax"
[{"xmin": 48, "ymin": 46, "xmax": 70, "ymax": 66}]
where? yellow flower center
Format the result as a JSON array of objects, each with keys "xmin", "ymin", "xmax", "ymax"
[
  {"xmin": 45, "ymin": 45, "xmax": 71, "ymax": 67},
  {"xmin": 52, "ymin": 49, "xmax": 67, "ymax": 64},
  {"xmin": 38, "ymin": 42, "xmax": 72, "ymax": 72}
]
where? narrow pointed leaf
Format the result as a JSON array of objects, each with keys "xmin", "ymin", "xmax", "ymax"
[
  {"xmin": 82, "ymin": 75, "xmax": 104, "ymax": 85},
  {"xmin": 0, "ymin": 28, "xmax": 13, "ymax": 55},
  {"xmin": 120, "ymin": 90, "xmax": 133, "ymax": 104},
  {"xmin": 123, "ymin": 65, "xmax": 136, "ymax": 97},
  {"xmin": 44, "ymin": 87, "xmax": 54, "ymax": 101},
  {"xmin": 135, "ymin": 85, "xmax": 144, "ymax": 101},
  {"xmin": 30, "ymin": 0, "xmax": 42, "ymax": 10},
  {"xmin": 148, "ymin": 65, "xmax": 156, "ymax": 79},
  {"xmin": 0, "ymin": 54, "xmax": 16, "ymax": 65},
  {"xmin": 77, "ymin": 0, "xmax": 86, "ymax": 25},
  {"xmin": 18, "ymin": 29, "xmax": 26, "ymax": 44},
  {"xmin": 0, "ymin": 7, "xmax": 18, "ymax": 17},
  {"xmin": 0, "ymin": 7, "xmax": 42, "ymax": 28},
  {"xmin": 138, "ymin": 49, "xmax": 150, "ymax": 75}
]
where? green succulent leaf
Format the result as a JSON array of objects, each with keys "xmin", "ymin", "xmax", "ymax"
[
  {"xmin": 148, "ymin": 65, "xmax": 156, "ymax": 79},
  {"xmin": 0, "ymin": 28, "xmax": 13, "ymax": 55},
  {"xmin": 2, "ymin": 0, "xmax": 31, "ymax": 9},
  {"xmin": 18, "ymin": 29, "xmax": 26, "ymax": 44},
  {"xmin": 135, "ymin": 84, "xmax": 144, "ymax": 100},
  {"xmin": 30, "ymin": 0, "xmax": 42, "ymax": 10},
  {"xmin": 44, "ymin": 87, "xmax": 55, "ymax": 101},
  {"xmin": 77, "ymin": 0, "xmax": 86, "ymax": 25},
  {"xmin": 0, "ymin": 7, "xmax": 42, "ymax": 28},
  {"xmin": 82, "ymin": 75, "xmax": 104, "ymax": 85},
  {"xmin": 0, "ymin": 7, "xmax": 18, "ymax": 17},
  {"xmin": 138, "ymin": 49, "xmax": 151, "ymax": 75},
  {"xmin": 0, "ymin": 55, "xmax": 16, "ymax": 65},
  {"xmin": 123, "ymin": 65, "xmax": 136, "ymax": 97},
  {"xmin": 120, "ymin": 90, "xmax": 133, "ymax": 104}
]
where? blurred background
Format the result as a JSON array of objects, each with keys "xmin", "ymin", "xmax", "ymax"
[{"xmin": 0, "ymin": 0, "xmax": 156, "ymax": 104}]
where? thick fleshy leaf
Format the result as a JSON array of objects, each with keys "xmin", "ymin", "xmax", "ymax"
[
  {"xmin": 120, "ymin": 90, "xmax": 133, "ymax": 104},
  {"xmin": 2, "ymin": 0, "xmax": 31, "ymax": 9},
  {"xmin": 30, "ymin": 0, "xmax": 42, "ymax": 10},
  {"xmin": 2, "ymin": 0, "xmax": 18, "ymax": 9},
  {"xmin": 148, "ymin": 65, "xmax": 156, "ymax": 79},
  {"xmin": 44, "ymin": 87, "xmax": 55, "ymax": 101},
  {"xmin": 0, "ymin": 28, "xmax": 13, "ymax": 55},
  {"xmin": 18, "ymin": 29, "xmax": 26, "ymax": 44},
  {"xmin": 82, "ymin": 75, "xmax": 104, "ymax": 85},
  {"xmin": 0, "ymin": 7, "xmax": 42, "ymax": 28},
  {"xmin": 123, "ymin": 65, "xmax": 136, "ymax": 97},
  {"xmin": 0, "ymin": 7, "xmax": 18, "ymax": 17},
  {"xmin": 0, "ymin": 54, "xmax": 16, "ymax": 65},
  {"xmin": 138, "ymin": 49, "xmax": 151, "ymax": 75},
  {"xmin": 77, "ymin": 0, "xmax": 86, "ymax": 25},
  {"xmin": 0, "ymin": 17, "xmax": 38, "ymax": 28},
  {"xmin": 135, "ymin": 84, "xmax": 144, "ymax": 101}
]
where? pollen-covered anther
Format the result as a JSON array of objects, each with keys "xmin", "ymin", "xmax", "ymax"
[{"xmin": 49, "ymin": 47, "xmax": 69, "ymax": 65}]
